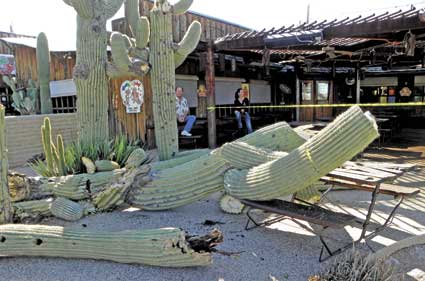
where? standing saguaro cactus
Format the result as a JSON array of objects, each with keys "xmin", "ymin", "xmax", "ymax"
[
  {"xmin": 0, "ymin": 105, "xmax": 12, "ymax": 223},
  {"xmin": 110, "ymin": 0, "xmax": 201, "ymax": 160},
  {"xmin": 63, "ymin": 0, "xmax": 124, "ymax": 144},
  {"xmin": 36, "ymin": 32, "xmax": 53, "ymax": 114}
]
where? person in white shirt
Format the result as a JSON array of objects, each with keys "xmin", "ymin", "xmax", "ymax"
[{"xmin": 176, "ymin": 87, "xmax": 196, "ymax": 136}]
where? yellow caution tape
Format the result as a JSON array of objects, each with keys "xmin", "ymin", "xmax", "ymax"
[{"xmin": 207, "ymin": 102, "xmax": 425, "ymax": 112}]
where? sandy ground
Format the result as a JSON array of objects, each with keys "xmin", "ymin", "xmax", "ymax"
[{"xmin": 4, "ymin": 129, "xmax": 425, "ymax": 281}]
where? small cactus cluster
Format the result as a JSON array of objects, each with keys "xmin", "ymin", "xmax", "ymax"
[
  {"xmin": 2, "ymin": 76, "xmax": 38, "ymax": 115},
  {"xmin": 311, "ymin": 250, "xmax": 395, "ymax": 281},
  {"xmin": 41, "ymin": 117, "xmax": 67, "ymax": 177}
]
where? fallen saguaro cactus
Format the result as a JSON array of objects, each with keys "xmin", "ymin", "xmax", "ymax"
[
  {"xmin": 127, "ymin": 122, "xmax": 306, "ymax": 210},
  {"xmin": 224, "ymin": 106, "xmax": 379, "ymax": 200},
  {"xmin": 0, "ymin": 224, "xmax": 222, "ymax": 267}
]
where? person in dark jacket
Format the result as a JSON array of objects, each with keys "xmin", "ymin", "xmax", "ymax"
[{"xmin": 234, "ymin": 88, "xmax": 253, "ymax": 134}]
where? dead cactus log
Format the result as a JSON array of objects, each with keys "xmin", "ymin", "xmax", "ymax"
[{"xmin": 0, "ymin": 224, "xmax": 221, "ymax": 267}]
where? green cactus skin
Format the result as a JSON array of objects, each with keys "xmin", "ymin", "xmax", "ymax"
[
  {"xmin": 41, "ymin": 118, "xmax": 55, "ymax": 175},
  {"xmin": 56, "ymin": 135, "xmax": 67, "ymax": 176},
  {"xmin": 0, "ymin": 105, "xmax": 12, "ymax": 223},
  {"xmin": 224, "ymin": 106, "xmax": 380, "ymax": 201},
  {"xmin": 13, "ymin": 198, "xmax": 53, "ymax": 221},
  {"xmin": 172, "ymin": 0, "xmax": 193, "ymax": 14},
  {"xmin": 63, "ymin": 0, "xmax": 124, "ymax": 144},
  {"xmin": 50, "ymin": 197, "xmax": 84, "ymax": 221},
  {"xmin": 151, "ymin": 149, "xmax": 210, "ymax": 170},
  {"xmin": 41, "ymin": 169, "xmax": 126, "ymax": 201},
  {"xmin": 148, "ymin": 0, "xmax": 202, "ymax": 160},
  {"xmin": 127, "ymin": 122, "xmax": 304, "ymax": 210},
  {"xmin": 125, "ymin": 148, "xmax": 148, "ymax": 169},
  {"xmin": 220, "ymin": 142, "xmax": 288, "ymax": 170},
  {"xmin": 41, "ymin": 118, "xmax": 67, "ymax": 177},
  {"xmin": 95, "ymin": 160, "xmax": 120, "ymax": 172},
  {"xmin": 0, "ymin": 224, "xmax": 214, "ymax": 267},
  {"xmin": 36, "ymin": 33, "xmax": 53, "ymax": 114},
  {"xmin": 174, "ymin": 21, "xmax": 201, "ymax": 68}
]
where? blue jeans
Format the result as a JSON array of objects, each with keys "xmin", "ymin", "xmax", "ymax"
[
  {"xmin": 235, "ymin": 111, "xmax": 253, "ymax": 134},
  {"xmin": 183, "ymin": 115, "xmax": 196, "ymax": 133}
]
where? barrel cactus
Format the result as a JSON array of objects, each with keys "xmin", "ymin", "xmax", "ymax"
[{"xmin": 50, "ymin": 197, "xmax": 84, "ymax": 221}]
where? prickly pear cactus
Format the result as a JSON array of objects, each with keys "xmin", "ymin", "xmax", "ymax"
[
  {"xmin": 2, "ymin": 76, "xmax": 37, "ymax": 115},
  {"xmin": 36, "ymin": 32, "xmax": 53, "ymax": 114}
]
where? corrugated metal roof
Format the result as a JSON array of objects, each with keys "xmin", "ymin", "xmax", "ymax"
[{"xmin": 0, "ymin": 37, "xmax": 76, "ymax": 52}]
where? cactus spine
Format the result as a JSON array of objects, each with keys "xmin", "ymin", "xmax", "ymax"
[
  {"xmin": 0, "ymin": 105, "xmax": 12, "ymax": 223},
  {"xmin": 41, "ymin": 118, "xmax": 67, "ymax": 177},
  {"xmin": 36, "ymin": 32, "xmax": 53, "ymax": 114},
  {"xmin": 224, "ymin": 106, "xmax": 380, "ymax": 200},
  {"xmin": 0, "ymin": 224, "xmax": 217, "ymax": 267}
]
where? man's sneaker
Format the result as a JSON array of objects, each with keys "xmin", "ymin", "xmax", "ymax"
[{"xmin": 181, "ymin": 131, "xmax": 192, "ymax": 137}]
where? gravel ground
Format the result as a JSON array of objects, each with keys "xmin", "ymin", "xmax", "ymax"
[{"xmin": 4, "ymin": 131, "xmax": 424, "ymax": 281}]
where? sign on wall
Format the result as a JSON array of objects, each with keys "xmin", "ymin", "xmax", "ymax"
[
  {"xmin": 0, "ymin": 54, "xmax": 15, "ymax": 75},
  {"xmin": 120, "ymin": 80, "xmax": 144, "ymax": 114}
]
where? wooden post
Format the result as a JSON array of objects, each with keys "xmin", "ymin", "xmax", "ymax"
[
  {"xmin": 356, "ymin": 68, "xmax": 361, "ymax": 104},
  {"xmin": 0, "ymin": 105, "xmax": 12, "ymax": 223},
  {"xmin": 295, "ymin": 75, "xmax": 300, "ymax": 121},
  {"xmin": 206, "ymin": 42, "xmax": 217, "ymax": 148}
]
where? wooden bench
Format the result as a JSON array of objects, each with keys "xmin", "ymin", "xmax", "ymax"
[
  {"xmin": 178, "ymin": 135, "xmax": 202, "ymax": 148},
  {"xmin": 318, "ymin": 161, "xmax": 419, "ymax": 259},
  {"xmin": 241, "ymin": 160, "xmax": 419, "ymax": 261}
]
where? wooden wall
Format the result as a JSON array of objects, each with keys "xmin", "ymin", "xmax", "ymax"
[
  {"xmin": 112, "ymin": 1, "xmax": 249, "ymax": 43},
  {"xmin": 108, "ymin": 75, "xmax": 153, "ymax": 143},
  {"xmin": 14, "ymin": 46, "xmax": 76, "ymax": 85}
]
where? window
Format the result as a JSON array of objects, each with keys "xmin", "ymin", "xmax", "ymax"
[
  {"xmin": 316, "ymin": 81, "xmax": 329, "ymax": 101},
  {"xmin": 302, "ymin": 81, "xmax": 313, "ymax": 101}
]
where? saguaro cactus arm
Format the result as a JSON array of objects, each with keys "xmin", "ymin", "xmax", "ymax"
[
  {"xmin": 172, "ymin": 0, "xmax": 193, "ymax": 14},
  {"xmin": 109, "ymin": 32, "xmax": 151, "ymax": 77},
  {"xmin": 174, "ymin": 21, "xmax": 202, "ymax": 68},
  {"xmin": 224, "ymin": 106, "xmax": 379, "ymax": 200},
  {"xmin": 0, "ymin": 224, "xmax": 221, "ymax": 267}
]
